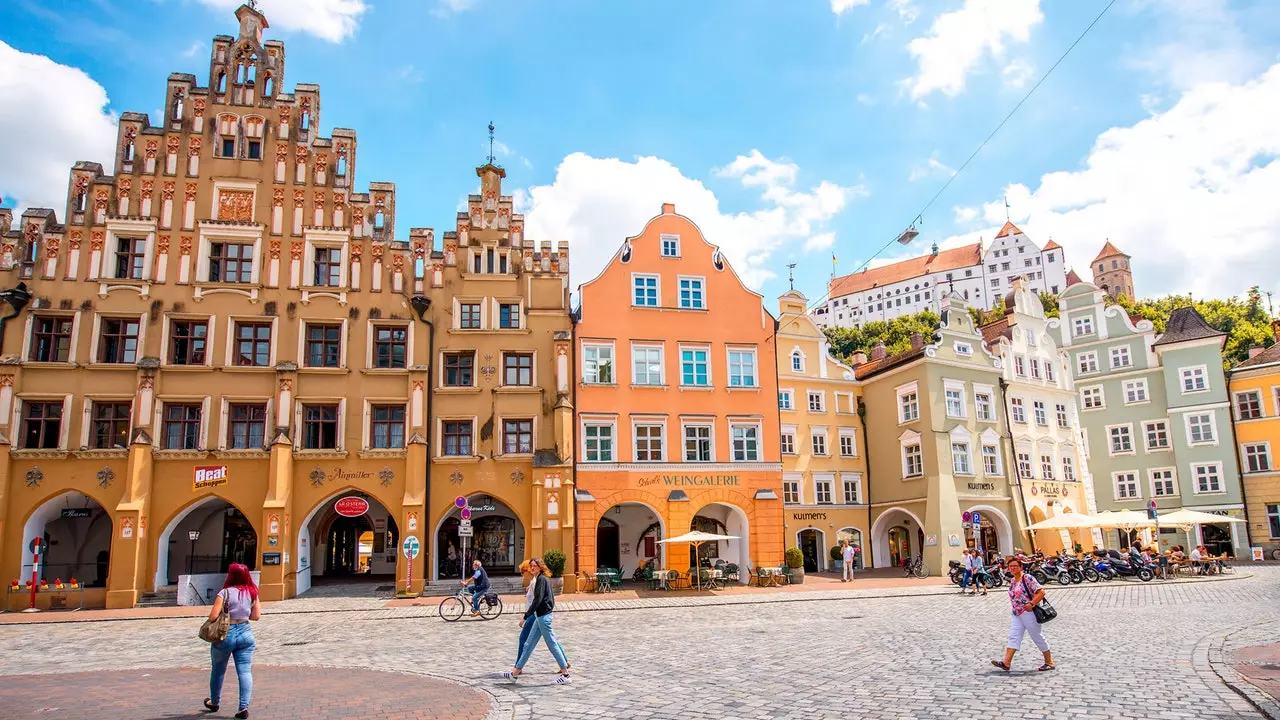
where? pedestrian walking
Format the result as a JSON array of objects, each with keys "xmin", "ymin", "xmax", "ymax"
[
  {"xmin": 958, "ymin": 549, "xmax": 975, "ymax": 594},
  {"xmin": 515, "ymin": 560, "xmax": 535, "ymax": 662},
  {"xmin": 971, "ymin": 549, "xmax": 988, "ymax": 596},
  {"xmin": 841, "ymin": 541, "xmax": 856, "ymax": 582},
  {"xmin": 991, "ymin": 556, "xmax": 1054, "ymax": 672},
  {"xmin": 503, "ymin": 557, "xmax": 570, "ymax": 684},
  {"xmin": 203, "ymin": 563, "xmax": 260, "ymax": 718}
]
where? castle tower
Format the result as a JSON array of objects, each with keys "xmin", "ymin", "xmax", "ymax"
[{"xmin": 1091, "ymin": 240, "xmax": 1134, "ymax": 300}]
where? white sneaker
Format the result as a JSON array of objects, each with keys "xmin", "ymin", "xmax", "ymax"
[{"xmin": 555, "ymin": 674, "xmax": 572, "ymax": 685}]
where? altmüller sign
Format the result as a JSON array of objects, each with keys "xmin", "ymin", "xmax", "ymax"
[{"xmin": 334, "ymin": 496, "xmax": 370, "ymax": 518}]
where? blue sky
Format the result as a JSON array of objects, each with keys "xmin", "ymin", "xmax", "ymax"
[{"xmin": 3, "ymin": 0, "xmax": 1280, "ymax": 303}]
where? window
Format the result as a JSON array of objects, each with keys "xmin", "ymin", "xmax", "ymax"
[
  {"xmin": 503, "ymin": 353, "xmax": 533, "ymax": 386},
  {"xmin": 232, "ymin": 322, "xmax": 271, "ymax": 366},
  {"xmin": 312, "ymin": 247, "xmax": 341, "ymax": 287},
  {"xmin": 20, "ymin": 401, "xmax": 62, "ymax": 449},
  {"xmin": 903, "ymin": 443, "xmax": 923, "ymax": 477},
  {"xmin": 498, "ymin": 303, "xmax": 521, "ymax": 330},
  {"xmin": 1081, "ymin": 386, "xmax": 1104, "ymax": 410},
  {"xmin": 1187, "ymin": 413, "xmax": 1215, "ymax": 444},
  {"xmin": 955, "ymin": 342, "xmax": 973, "ymax": 357},
  {"xmin": 1061, "ymin": 456, "xmax": 1075, "ymax": 482},
  {"xmin": 982, "ymin": 444, "xmax": 1000, "ymax": 475},
  {"xmin": 1017, "ymin": 452, "xmax": 1034, "ymax": 479},
  {"xmin": 684, "ymin": 424, "xmax": 713, "ymax": 462},
  {"xmin": 1030, "ymin": 358, "xmax": 1041, "ymax": 379},
  {"xmin": 680, "ymin": 348, "xmax": 709, "ymax": 386},
  {"xmin": 811, "ymin": 429, "xmax": 828, "ymax": 456},
  {"xmin": 1150, "ymin": 469, "xmax": 1176, "ymax": 497},
  {"xmin": 1110, "ymin": 346, "xmax": 1131, "ymax": 369},
  {"xmin": 361, "ymin": 405, "xmax": 405, "ymax": 449},
  {"xmin": 227, "ymin": 403, "xmax": 266, "ymax": 449},
  {"xmin": 1244, "ymin": 443, "xmax": 1271, "ymax": 473},
  {"xmin": 583, "ymin": 344, "xmax": 614, "ymax": 384},
  {"xmin": 1123, "ymin": 379, "xmax": 1148, "ymax": 404},
  {"xmin": 1014, "ymin": 356, "xmax": 1026, "ymax": 377},
  {"xmin": 246, "ymin": 140, "xmax": 261, "ymax": 160},
  {"xmin": 952, "ymin": 442, "xmax": 972, "ymax": 474},
  {"xmin": 814, "ymin": 476, "xmax": 833, "ymax": 504},
  {"xmin": 778, "ymin": 389, "xmax": 794, "ymax": 410},
  {"xmin": 975, "ymin": 392, "xmax": 994, "ymax": 421},
  {"xmin": 114, "ymin": 237, "xmax": 145, "ymax": 280},
  {"xmin": 162, "ymin": 403, "xmax": 202, "ymax": 450},
  {"xmin": 459, "ymin": 303, "xmax": 481, "ymax": 329},
  {"xmin": 843, "ymin": 476, "xmax": 860, "ymax": 504},
  {"xmin": 783, "ymin": 479, "xmax": 800, "ymax": 504},
  {"xmin": 635, "ymin": 423, "xmax": 664, "ymax": 462},
  {"xmin": 373, "ymin": 326, "xmax": 407, "ymax": 369},
  {"xmin": 1055, "ymin": 403, "xmax": 1069, "ymax": 428},
  {"xmin": 89, "ymin": 401, "xmax": 131, "ymax": 449},
  {"xmin": 790, "ymin": 350, "xmax": 804, "ymax": 373},
  {"xmin": 169, "ymin": 320, "xmax": 208, "ymax": 365},
  {"xmin": 945, "ymin": 386, "xmax": 965, "ymax": 418},
  {"xmin": 807, "ymin": 391, "xmax": 825, "ymax": 412},
  {"xmin": 221, "ymin": 137, "xmax": 235, "ymax": 157},
  {"xmin": 1026, "ymin": 331, "xmax": 1037, "ymax": 348},
  {"xmin": 1193, "ymin": 463, "xmax": 1222, "ymax": 493},
  {"xmin": 1040, "ymin": 454, "xmax": 1054, "ymax": 480},
  {"xmin": 1077, "ymin": 352, "xmax": 1098, "ymax": 375},
  {"xmin": 727, "ymin": 349, "xmax": 756, "ymax": 387},
  {"xmin": 1073, "ymin": 316, "xmax": 1094, "ymax": 337},
  {"xmin": 1115, "ymin": 472, "xmax": 1139, "ymax": 499},
  {"xmin": 29, "ymin": 316, "xmax": 73, "ymax": 362},
  {"xmin": 1010, "ymin": 397, "xmax": 1026, "ymax": 423},
  {"xmin": 1181, "ymin": 366, "xmax": 1208, "ymax": 393},
  {"xmin": 1033, "ymin": 401, "xmax": 1048, "ymax": 426},
  {"xmin": 1268, "ymin": 504, "xmax": 1280, "ymax": 539},
  {"xmin": 209, "ymin": 242, "xmax": 253, "ymax": 283},
  {"xmin": 780, "ymin": 431, "xmax": 796, "ymax": 455},
  {"xmin": 661, "ymin": 234, "xmax": 680, "ymax": 257},
  {"xmin": 1144, "ymin": 420, "xmax": 1170, "ymax": 451},
  {"xmin": 442, "ymin": 420, "xmax": 473, "ymax": 456},
  {"xmin": 98, "ymin": 318, "xmax": 140, "ymax": 363},
  {"xmin": 899, "ymin": 391, "xmax": 919, "ymax": 422},
  {"xmin": 305, "ymin": 324, "xmax": 342, "ymax": 368},
  {"xmin": 1236, "ymin": 391, "xmax": 1263, "ymax": 420},
  {"xmin": 501, "ymin": 418, "xmax": 533, "ymax": 455},
  {"xmin": 678, "ymin": 278, "xmax": 705, "ymax": 309},
  {"xmin": 731, "ymin": 424, "xmax": 759, "ymax": 461},
  {"xmin": 839, "ymin": 430, "xmax": 856, "ymax": 457},
  {"xmin": 633, "ymin": 275, "xmax": 659, "ymax": 307},
  {"xmin": 1109, "ymin": 425, "xmax": 1133, "ymax": 454},
  {"xmin": 1045, "ymin": 362, "xmax": 1055, "ymax": 383},
  {"xmin": 632, "ymin": 346, "xmax": 663, "ymax": 385},
  {"xmin": 583, "ymin": 423, "xmax": 614, "ymax": 462}
]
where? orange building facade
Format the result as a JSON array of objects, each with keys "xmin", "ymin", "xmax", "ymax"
[{"xmin": 573, "ymin": 204, "xmax": 784, "ymax": 581}]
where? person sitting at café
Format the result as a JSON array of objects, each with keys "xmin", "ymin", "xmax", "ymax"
[{"xmin": 1189, "ymin": 545, "xmax": 1206, "ymax": 574}]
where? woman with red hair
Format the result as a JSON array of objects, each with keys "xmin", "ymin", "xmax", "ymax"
[{"xmin": 203, "ymin": 563, "xmax": 261, "ymax": 718}]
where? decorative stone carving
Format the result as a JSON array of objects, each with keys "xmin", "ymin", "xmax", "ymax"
[
  {"xmin": 295, "ymin": 146, "xmax": 308, "ymax": 165},
  {"xmin": 69, "ymin": 231, "xmax": 82, "ymax": 250},
  {"xmin": 275, "ymin": 143, "xmax": 288, "ymax": 162},
  {"xmin": 188, "ymin": 136, "xmax": 202, "ymax": 157},
  {"xmin": 313, "ymin": 191, "xmax": 324, "ymax": 208},
  {"xmin": 192, "ymin": 97, "xmax": 206, "ymax": 117},
  {"xmin": 379, "ymin": 466, "xmax": 394, "ymax": 487},
  {"xmin": 315, "ymin": 153, "xmax": 328, "ymax": 172},
  {"xmin": 167, "ymin": 136, "xmax": 180, "ymax": 154},
  {"xmin": 370, "ymin": 242, "xmax": 384, "ymax": 261},
  {"xmin": 45, "ymin": 236, "xmax": 60, "ymax": 259},
  {"xmin": 90, "ymin": 232, "xmax": 105, "ymax": 251},
  {"xmin": 162, "ymin": 182, "xmax": 176, "ymax": 200},
  {"xmin": 217, "ymin": 190, "xmax": 254, "ymax": 222},
  {"xmin": 293, "ymin": 189, "xmax": 305, "ymax": 204},
  {"xmin": 140, "ymin": 180, "xmax": 153, "ymax": 199},
  {"xmin": 273, "ymin": 188, "xmax": 284, "ymax": 206},
  {"xmin": 93, "ymin": 189, "xmax": 109, "ymax": 211},
  {"xmin": 349, "ymin": 243, "xmax": 363, "ymax": 259},
  {"xmin": 392, "ymin": 254, "xmax": 404, "ymax": 272},
  {"xmin": 117, "ymin": 177, "xmax": 132, "ymax": 197},
  {"xmin": 180, "ymin": 236, "xmax": 193, "ymax": 255},
  {"xmin": 289, "ymin": 240, "xmax": 303, "ymax": 259},
  {"xmin": 268, "ymin": 239, "xmax": 281, "ymax": 259},
  {"xmin": 279, "ymin": 106, "xmax": 291, "ymax": 123},
  {"xmin": 334, "ymin": 193, "xmax": 345, "ymax": 206},
  {"xmin": 279, "ymin": 377, "xmax": 293, "ymax": 392},
  {"xmin": 145, "ymin": 140, "xmax": 158, "ymax": 160},
  {"xmin": 97, "ymin": 466, "xmax": 115, "ymax": 489},
  {"xmin": 0, "ymin": 375, "xmax": 13, "ymax": 387},
  {"xmin": 353, "ymin": 207, "xmax": 365, "ymax": 227},
  {"xmin": 157, "ymin": 235, "xmax": 170, "ymax": 253},
  {"xmin": 184, "ymin": 183, "xmax": 198, "ymax": 202}
]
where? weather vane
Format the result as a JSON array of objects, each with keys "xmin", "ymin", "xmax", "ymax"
[
  {"xmin": 787, "ymin": 263, "xmax": 796, "ymax": 291},
  {"xmin": 487, "ymin": 121, "xmax": 496, "ymax": 165}
]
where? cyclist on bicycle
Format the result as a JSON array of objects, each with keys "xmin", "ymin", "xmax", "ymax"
[{"xmin": 461, "ymin": 559, "xmax": 490, "ymax": 617}]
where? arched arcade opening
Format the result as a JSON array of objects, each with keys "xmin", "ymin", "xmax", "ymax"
[
  {"xmin": 21, "ymin": 491, "xmax": 112, "ymax": 588},
  {"xmin": 297, "ymin": 490, "xmax": 398, "ymax": 596},
  {"xmin": 433, "ymin": 493, "xmax": 525, "ymax": 581},
  {"xmin": 595, "ymin": 501, "xmax": 665, "ymax": 576},
  {"xmin": 689, "ymin": 502, "xmax": 749, "ymax": 582}
]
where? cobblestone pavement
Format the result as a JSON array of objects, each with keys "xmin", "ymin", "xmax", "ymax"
[{"xmin": 2, "ymin": 569, "xmax": 1279, "ymax": 719}]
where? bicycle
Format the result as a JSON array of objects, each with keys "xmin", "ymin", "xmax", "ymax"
[
  {"xmin": 903, "ymin": 555, "xmax": 928, "ymax": 578},
  {"xmin": 439, "ymin": 587, "xmax": 503, "ymax": 622}
]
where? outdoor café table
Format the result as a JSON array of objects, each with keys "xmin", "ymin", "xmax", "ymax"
[
  {"xmin": 593, "ymin": 572, "xmax": 614, "ymax": 592},
  {"xmin": 758, "ymin": 567, "xmax": 783, "ymax": 588}
]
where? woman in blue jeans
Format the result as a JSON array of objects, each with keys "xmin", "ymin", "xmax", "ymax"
[
  {"xmin": 503, "ymin": 557, "xmax": 570, "ymax": 684},
  {"xmin": 204, "ymin": 563, "xmax": 261, "ymax": 718}
]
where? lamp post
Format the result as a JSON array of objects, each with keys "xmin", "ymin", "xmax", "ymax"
[{"xmin": 188, "ymin": 530, "xmax": 201, "ymax": 576}]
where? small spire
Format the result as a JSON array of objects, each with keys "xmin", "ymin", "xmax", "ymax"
[
  {"xmin": 787, "ymin": 263, "xmax": 796, "ymax": 291},
  {"xmin": 487, "ymin": 121, "xmax": 496, "ymax": 165}
]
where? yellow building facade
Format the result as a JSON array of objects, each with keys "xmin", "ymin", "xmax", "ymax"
[
  {"xmin": 1229, "ymin": 325, "xmax": 1280, "ymax": 559},
  {"xmin": 776, "ymin": 291, "xmax": 870, "ymax": 573}
]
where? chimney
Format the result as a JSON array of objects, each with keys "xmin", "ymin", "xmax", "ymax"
[
  {"xmin": 851, "ymin": 351, "xmax": 868, "ymax": 366},
  {"xmin": 1249, "ymin": 346, "xmax": 1264, "ymax": 359},
  {"xmin": 870, "ymin": 342, "xmax": 887, "ymax": 362},
  {"xmin": 910, "ymin": 332, "xmax": 924, "ymax": 351},
  {"xmin": 661, "ymin": 203, "xmax": 675, "ymax": 215}
]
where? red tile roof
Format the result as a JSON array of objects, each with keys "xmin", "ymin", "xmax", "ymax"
[
  {"xmin": 994, "ymin": 221, "xmax": 1023, "ymax": 238},
  {"xmin": 1065, "ymin": 268, "xmax": 1083, "ymax": 286},
  {"xmin": 1093, "ymin": 240, "xmax": 1127, "ymax": 262},
  {"xmin": 979, "ymin": 316, "xmax": 1012, "ymax": 347},
  {"xmin": 1043, "ymin": 239, "xmax": 1062, "ymax": 251},
  {"xmin": 853, "ymin": 347, "xmax": 926, "ymax": 380},
  {"xmin": 1235, "ymin": 343, "xmax": 1280, "ymax": 369},
  {"xmin": 829, "ymin": 243, "xmax": 982, "ymax": 299}
]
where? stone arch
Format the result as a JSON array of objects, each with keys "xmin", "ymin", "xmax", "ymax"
[
  {"xmin": 297, "ymin": 485, "xmax": 402, "ymax": 595},
  {"xmin": 577, "ymin": 489, "xmax": 668, "ymax": 575},
  {"xmin": 967, "ymin": 504, "xmax": 1015, "ymax": 557},
  {"xmin": 20, "ymin": 489, "xmax": 114, "ymax": 589},
  {"xmin": 592, "ymin": 497, "xmax": 667, "ymax": 575},
  {"xmin": 153, "ymin": 492, "xmax": 260, "ymax": 591},
  {"xmin": 688, "ymin": 497, "xmax": 751, "ymax": 582},
  {"xmin": 871, "ymin": 506, "xmax": 925, "ymax": 569},
  {"xmin": 430, "ymin": 488, "xmax": 525, "ymax": 582}
]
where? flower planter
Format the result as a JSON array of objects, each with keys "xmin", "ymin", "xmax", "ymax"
[
  {"xmin": 549, "ymin": 577, "xmax": 564, "ymax": 594},
  {"xmin": 788, "ymin": 568, "xmax": 805, "ymax": 584}
]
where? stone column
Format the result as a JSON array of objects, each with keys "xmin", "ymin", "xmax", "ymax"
[
  {"xmin": 400, "ymin": 431, "xmax": 428, "ymax": 594},
  {"xmin": 261, "ymin": 372, "xmax": 296, "ymax": 601}
]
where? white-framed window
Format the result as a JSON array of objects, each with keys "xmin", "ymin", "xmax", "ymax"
[
  {"xmin": 660, "ymin": 233, "xmax": 680, "ymax": 258},
  {"xmin": 678, "ymin": 276, "xmax": 706, "ymax": 309},
  {"xmin": 944, "ymin": 384, "xmax": 966, "ymax": 418},
  {"xmin": 842, "ymin": 473, "xmax": 861, "ymax": 504},
  {"xmin": 1123, "ymin": 379, "xmax": 1149, "ymax": 404},
  {"xmin": 1010, "ymin": 397, "xmax": 1027, "ymax": 424},
  {"xmin": 1192, "ymin": 462, "xmax": 1223, "ymax": 494},
  {"xmin": 903, "ymin": 443, "xmax": 923, "ymax": 477},
  {"xmin": 1030, "ymin": 358, "xmax": 1041, "ymax": 379},
  {"xmin": 778, "ymin": 389, "xmax": 794, "ymax": 410},
  {"xmin": 683, "ymin": 422, "xmax": 714, "ymax": 462},
  {"xmin": 1033, "ymin": 400, "xmax": 1048, "ymax": 426},
  {"xmin": 954, "ymin": 341, "xmax": 973, "ymax": 357},
  {"xmin": 783, "ymin": 477, "xmax": 801, "ymax": 504},
  {"xmin": 1081, "ymin": 386, "xmax": 1104, "ymax": 410},
  {"xmin": 1045, "ymin": 361, "xmax": 1055, "ymax": 383},
  {"xmin": 1186, "ymin": 412, "xmax": 1216, "ymax": 445},
  {"xmin": 839, "ymin": 429, "xmax": 857, "ymax": 457},
  {"xmin": 780, "ymin": 430, "xmax": 796, "ymax": 455},
  {"xmin": 680, "ymin": 346, "xmax": 710, "ymax": 387},
  {"xmin": 1026, "ymin": 330, "xmax": 1037, "ymax": 348},
  {"xmin": 1061, "ymin": 456, "xmax": 1076, "ymax": 482},
  {"xmin": 1017, "ymin": 451, "xmax": 1034, "ymax": 479},
  {"xmin": 632, "ymin": 274, "xmax": 659, "ymax": 307},
  {"xmin": 790, "ymin": 349, "xmax": 805, "ymax": 373},
  {"xmin": 633, "ymin": 421, "xmax": 666, "ymax": 462},
  {"xmin": 811, "ymin": 428, "xmax": 829, "ymax": 456},
  {"xmin": 1150, "ymin": 468, "xmax": 1177, "ymax": 497},
  {"xmin": 727, "ymin": 348, "xmax": 757, "ymax": 388},
  {"xmin": 1268, "ymin": 504, "xmax": 1280, "ymax": 539},
  {"xmin": 583, "ymin": 342, "xmax": 615, "ymax": 384},
  {"xmin": 808, "ymin": 390, "xmax": 826, "ymax": 413},
  {"xmin": 1040, "ymin": 454, "xmax": 1055, "ymax": 480},
  {"xmin": 1235, "ymin": 390, "xmax": 1263, "ymax": 420},
  {"xmin": 982, "ymin": 444, "xmax": 1001, "ymax": 475},
  {"xmin": 1244, "ymin": 442, "xmax": 1272, "ymax": 474},
  {"xmin": 632, "ymin": 344, "xmax": 664, "ymax": 385},
  {"xmin": 1110, "ymin": 346, "xmax": 1132, "ymax": 369},
  {"xmin": 1144, "ymin": 420, "xmax": 1171, "ymax": 451},
  {"xmin": 1014, "ymin": 355, "xmax": 1026, "ymax": 377},
  {"xmin": 1114, "ymin": 471, "xmax": 1140, "ymax": 499},
  {"xmin": 1077, "ymin": 351, "xmax": 1098, "ymax": 375},
  {"xmin": 899, "ymin": 389, "xmax": 919, "ymax": 422},
  {"xmin": 1073, "ymin": 316, "xmax": 1094, "ymax": 337},
  {"xmin": 951, "ymin": 442, "xmax": 972, "ymax": 475},
  {"xmin": 731, "ymin": 422, "xmax": 760, "ymax": 461},
  {"xmin": 975, "ymin": 391, "xmax": 994, "ymax": 421},
  {"xmin": 582, "ymin": 421, "xmax": 615, "ymax": 462},
  {"xmin": 814, "ymin": 474, "xmax": 834, "ymax": 505},
  {"xmin": 1055, "ymin": 403, "xmax": 1069, "ymax": 428},
  {"xmin": 1180, "ymin": 365, "xmax": 1208, "ymax": 393},
  {"xmin": 1109, "ymin": 424, "xmax": 1134, "ymax": 454}
]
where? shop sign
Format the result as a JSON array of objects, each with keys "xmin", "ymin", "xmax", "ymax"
[
  {"xmin": 61, "ymin": 508, "xmax": 93, "ymax": 519},
  {"xmin": 324, "ymin": 468, "xmax": 375, "ymax": 483},
  {"xmin": 334, "ymin": 497, "xmax": 370, "ymax": 518},
  {"xmin": 469, "ymin": 504, "xmax": 497, "ymax": 512},
  {"xmin": 792, "ymin": 512, "xmax": 828, "ymax": 521},
  {"xmin": 965, "ymin": 482, "xmax": 997, "ymax": 492},
  {"xmin": 262, "ymin": 552, "xmax": 282, "ymax": 566},
  {"xmin": 1029, "ymin": 481, "xmax": 1067, "ymax": 498},
  {"xmin": 637, "ymin": 474, "xmax": 741, "ymax": 488},
  {"xmin": 194, "ymin": 465, "xmax": 229, "ymax": 491},
  {"xmin": 925, "ymin": 534, "xmax": 938, "ymax": 546},
  {"xmin": 374, "ymin": 518, "xmax": 386, "ymax": 531}
]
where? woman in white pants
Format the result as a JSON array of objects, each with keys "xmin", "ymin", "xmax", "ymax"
[{"xmin": 990, "ymin": 556, "xmax": 1055, "ymax": 672}]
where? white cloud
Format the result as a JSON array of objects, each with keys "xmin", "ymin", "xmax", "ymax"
[
  {"xmin": 856, "ymin": 93, "xmax": 877, "ymax": 105},
  {"xmin": 908, "ymin": 152, "xmax": 954, "ymax": 182},
  {"xmin": 1129, "ymin": 0, "xmax": 1261, "ymax": 91},
  {"xmin": 953, "ymin": 205, "xmax": 979, "ymax": 224},
  {"xmin": 903, "ymin": 0, "xmax": 1043, "ymax": 101},
  {"xmin": 889, "ymin": 0, "xmax": 919, "ymax": 24},
  {"xmin": 831, "ymin": 0, "xmax": 869, "ymax": 16},
  {"xmin": 397, "ymin": 64, "xmax": 425, "ymax": 84},
  {"xmin": 432, "ymin": 0, "xmax": 478, "ymax": 17},
  {"xmin": 944, "ymin": 63, "xmax": 1280, "ymax": 299},
  {"xmin": 181, "ymin": 41, "xmax": 203, "ymax": 58},
  {"xmin": 805, "ymin": 232, "xmax": 836, "ymax": 252},
  {"xmin": 520, "ymin": 152, "xmax": 862, "ymax": 289},
  {"xmin": 1002, "ymin": 58, "xmax": 1035, "ymax": 90},
  {"xmin": 195, "ymin": 0, "xmax": 367, "ymax": 43},
  {"xmin": 0, "ymin": 42, "xmax": 117, "ymax": 213}
]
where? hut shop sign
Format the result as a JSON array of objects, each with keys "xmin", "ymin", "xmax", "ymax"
[{"xmin": 637, "ymin": 474, "xmax": 741, "ymax": 488}]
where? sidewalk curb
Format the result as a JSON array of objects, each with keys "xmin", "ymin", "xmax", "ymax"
[{"xmin": 1204, "ymin": 623, "xmax": 1280, "ymax": 720}]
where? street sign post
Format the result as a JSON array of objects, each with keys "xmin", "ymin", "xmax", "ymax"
[
  {"xmin": 971, "ymin": 512, "xmax": 982, "ymax": 553},
  {"xmin": 26, "ymin": 537, "xmax": 45, "ymax": 612},
  {"xmin": 402, "ymin": 535, "xmax": 420, "ymax": 595},
  {"xmin": 458, "ymin": 519, "xmax": 473, "ymax": 537}
]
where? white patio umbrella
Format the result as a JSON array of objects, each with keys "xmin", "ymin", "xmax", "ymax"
[
  {"xmin": 1025, "ymin": 513, "xmax": 1099, "ymax": 531},
  {"xmin": 658, "ymin": 531, "xmax": 739, "ymax": 590},
  {"xmin": 1158, "ymin": 509, "xmax": 1247, "ymax": 527},
  {"xmin": 1089, "ymin": 510, "xmax": 1158, "ymax": 529}
]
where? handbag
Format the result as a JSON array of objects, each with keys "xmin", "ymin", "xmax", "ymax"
[
  {"xmin": 199, "ymin": 590, "xmax": 231, "ymax": 643},
  {"xmin": 1021, "ymin": 577, "xmax": 1058, "ymax": 624}
]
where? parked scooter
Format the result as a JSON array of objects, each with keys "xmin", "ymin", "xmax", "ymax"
[{"xmin": 1105, "ymin": 549, "xmax": 1154, "ymax": 581}]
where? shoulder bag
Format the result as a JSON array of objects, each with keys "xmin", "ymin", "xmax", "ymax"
[
  {"xmin": 1021, "ymin": 576, "xmax": 1058, "ymax": 624},
  {"xmin": 199, "ymin": 589, "xmax": 231, "ymax": 643}
]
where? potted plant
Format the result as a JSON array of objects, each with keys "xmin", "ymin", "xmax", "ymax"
[
  {"xmin": 784, "ymin": 547, "xmax": 805, "ymax": 584},
  {"xmin": 543, "ymin": 549, "xmax": 566, "ymax": 594},
  {"xmin": 830, "ymin": 545, "xmax": 844, "ymax": 570}
]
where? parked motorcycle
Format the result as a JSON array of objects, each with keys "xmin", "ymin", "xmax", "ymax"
[
  {"xmin": 1105, "ymin": 549, "xmax": 1154, "ymax": 582},
  {"xmin": 1040, "ymin": 555, "xmax": 1074, "ymax": 586},
  {"xmin": 948, "ymin": 559, "xmax": 964, "ymax": 586}
]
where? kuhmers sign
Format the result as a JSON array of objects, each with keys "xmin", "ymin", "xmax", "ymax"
[{"xmin": 194, "ymin": 465, "xmax": 229, "ymax": 491}]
